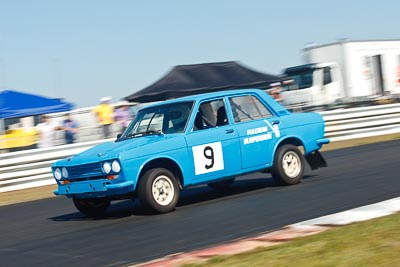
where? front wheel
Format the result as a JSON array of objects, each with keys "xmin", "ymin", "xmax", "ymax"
[
  {"xmin": 138, "ymin": 168, "xmax": 179, "ymax": 214},
  {"xmin": 73, "ymin": 197, "xmax": 110, "ymax": 217},
  {"xmin": 271, "ymin": 144, "xmax": 304, "ymax": 185}
]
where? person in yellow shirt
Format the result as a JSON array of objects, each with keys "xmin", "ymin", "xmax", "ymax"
[{"xmin": 93, "ymin": 96, "xmax": 114, "ymax": 138}]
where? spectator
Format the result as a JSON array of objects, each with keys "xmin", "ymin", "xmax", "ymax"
[
  {"xmin": 36, "ymin": 115, "xmax": 61, "ymax": 148},
  {"xmin": 114, "ymin": 103, "xmax": 133, "ymax": 133},
  {"xmin": 62, "ymin": 113, "xmax": 79, "ymax": 144},
  {"xmin": 267, "ymin": 82, "xmax": 283, "ymax": 103},
  {"xmin": 93, "ymin": 96, "xmax": 114, "ymax": 138}
]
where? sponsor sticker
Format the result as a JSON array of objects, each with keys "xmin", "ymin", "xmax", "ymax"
[{"xmin": 244, "ymin": 121, "xmax": 280, "ymax": 145}]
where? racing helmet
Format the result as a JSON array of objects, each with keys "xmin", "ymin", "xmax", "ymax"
[{"xmin": 169, "ymin": 104, "xmax": 190, "ymax": 126}]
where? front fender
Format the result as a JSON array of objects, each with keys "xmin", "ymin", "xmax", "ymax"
[{"xmin": 122, "ymin": 149, "xmax": 189, "ymax": 191}]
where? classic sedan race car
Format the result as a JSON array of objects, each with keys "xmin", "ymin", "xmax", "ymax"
[{"xmin": 52, "ymin": 89, "xmax": 329, "ymax": 216}]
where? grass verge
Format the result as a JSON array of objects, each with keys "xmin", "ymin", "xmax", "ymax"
[
  {"xmin": 1, "ymin": 184, "xmax": 57, "ymax": 206},
  {"xmin": 183, "ymin": 212, "xmax": 400, "ymax": 267},
  {"xmin": 321, "ymin": 133, "xmax": 400, "ymax": 151}
]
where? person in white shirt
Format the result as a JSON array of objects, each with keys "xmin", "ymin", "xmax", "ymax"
[{"xmin": 36, "ymin": 115, "xmax": 61, "ymax": 148}]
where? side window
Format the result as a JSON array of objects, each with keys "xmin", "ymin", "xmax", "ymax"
[
  {"xmin": 193, "ymin": 99, "xmax": 228, "ymax": 131},
  {"xmin": 229, "ymin": 95, "xmax": 273, "ymax": 123},
  {"xmin": 323, "ymin": 67, "xmax": 332, "ymax": 85}
]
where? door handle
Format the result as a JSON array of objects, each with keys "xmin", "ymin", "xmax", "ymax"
[
  {"xmin": 225, "ymin": 129, "xmax": 234, "ymax": 134},
  {"xmin": 272, "ymin": 120, "xmax": 280, "ymax": 125}
]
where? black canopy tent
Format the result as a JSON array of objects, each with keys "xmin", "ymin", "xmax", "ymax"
[{"xmin": 125, "ymin": 61, "xmax": 284, "ymax": 103}]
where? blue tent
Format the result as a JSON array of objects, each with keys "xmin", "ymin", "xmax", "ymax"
[{"xmin": 0, "ymin": 90, "xmax": 73, "ymax": 119}]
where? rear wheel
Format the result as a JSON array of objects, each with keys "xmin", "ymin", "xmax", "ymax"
[
  {"xmin": 138, "ymin": 168, "xmax": 179, "ymax": 213},
  {"xmin": 73, "ymin": 197, "xmax": 110, "ymax": 217},
  {"xmin": 271, "ymin": 144, "xmax": 304, "ymax": 185}
]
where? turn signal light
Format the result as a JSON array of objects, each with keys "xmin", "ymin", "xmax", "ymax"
[{"xmin": 107, "ymin": 175, "xmax": 118, "ymax": 180}]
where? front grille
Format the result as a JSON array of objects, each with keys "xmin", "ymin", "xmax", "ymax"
[{"xmin": 67, "ymin": 162, "xmax": 104, "ymax": 179}]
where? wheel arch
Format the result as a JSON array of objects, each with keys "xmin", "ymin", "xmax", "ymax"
[
  {"xmin": 273, "ymin": 136, "xmax": 304, "ymax": 155},
  {"xmin": 137, "ymin": 157, "xmax": 184, "ymax": 190}
]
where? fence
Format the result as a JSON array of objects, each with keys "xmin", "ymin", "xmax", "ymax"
[
  {"xmin": 321, "ymin": 103, "xmax": 400, "ymax": 141},
  {"xmin": 1, "ymin": 103, "xmax": 400, "ymax": 193}
]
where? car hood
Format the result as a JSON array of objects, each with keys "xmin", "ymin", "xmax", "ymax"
[{"xmin": 55, "ymin": 135, "xmax": 175, "ymax": 166}]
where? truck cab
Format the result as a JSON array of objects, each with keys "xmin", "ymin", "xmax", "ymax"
[{"xmin": 281, "ymin": 62, "xmax": 344, "ymax": 109}]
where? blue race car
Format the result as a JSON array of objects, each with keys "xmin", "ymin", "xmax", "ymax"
[{"xmin": 52, "ymin": 89, "xmax": 329, "ymax": 216}]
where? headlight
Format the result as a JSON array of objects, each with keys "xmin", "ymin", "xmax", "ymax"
[
  {"xmin": 111, "ymin": 160, "xmax": 121, "ymax": 173},
  {"xmin": 62, "ymin": 167, "xmax": 69, "ymax": 178},
  {"xmin": 103, "ymin": 162, "xmax": 111, "ymax": 174},
  {"xmin": 54, "ymin": 168, "xmax": 62, "ymax": 180}
]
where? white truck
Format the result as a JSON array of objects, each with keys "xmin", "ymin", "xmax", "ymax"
[{"xmin": 281, "ymin": 39, "xmax": 400, "ymax": 109}]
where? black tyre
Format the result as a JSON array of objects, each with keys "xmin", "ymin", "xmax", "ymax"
[
  {"xmin": 271, "ymin": 144, "xmax": 304, "ymax": 185},
  {"xmin": 208, "ymin": 178, "xmax": 235, "ymax": 190},
  {"xmin": 73, "ymin": 197, "xmax": 110, "ymax": 217},
  {"xmin": 138, "ymin": 168, "xmax": 179, "ymax": 214}
]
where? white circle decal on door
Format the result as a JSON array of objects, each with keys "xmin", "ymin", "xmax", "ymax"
[{"xmin": 192, "ymin": 141, "xmax": 224, "ymax": 175}]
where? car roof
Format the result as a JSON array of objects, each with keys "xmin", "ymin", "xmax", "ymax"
[{"xmin": 145, "ymin": 88, "xmax": 265, "ymax": 107}]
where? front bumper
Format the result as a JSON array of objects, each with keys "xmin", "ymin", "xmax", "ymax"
[{"xmin": 54, "ymin": 180, "xmax": 135, "ymax": 197}]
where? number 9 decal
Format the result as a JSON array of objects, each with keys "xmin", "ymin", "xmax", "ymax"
[
  {"xmin": 203, "ymin": 146, "xmax": 214, "ymax": 169},
  {"xmin": 192, "ymin": 142, "xmax": 224, "ymax": 175}
]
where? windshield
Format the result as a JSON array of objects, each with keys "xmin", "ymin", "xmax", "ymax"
[
  {"xmin": 119, "ymin": 101, "xmax": 194, "ymax": 139},
  {"xmin": 283, "ymin": 69, "xmax": 314, "ymax": 90}
]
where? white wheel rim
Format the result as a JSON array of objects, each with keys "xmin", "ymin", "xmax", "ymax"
[
  {"xmin": 282, "ymin": 151, "xmax": 301, "ymax": 178},
  {"xmin": 152, "ymin": 175, "xmax": 174, "ymax": 206}
]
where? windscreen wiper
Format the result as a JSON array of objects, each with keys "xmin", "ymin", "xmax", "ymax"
[{"xmin": 123, "ymin": 130, "xmax": 163, "ymax": 139}]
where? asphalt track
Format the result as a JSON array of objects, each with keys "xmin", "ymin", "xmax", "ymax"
[{"xmin": 1, "ymin": 140, "xmax": 399, "ymax": 266}]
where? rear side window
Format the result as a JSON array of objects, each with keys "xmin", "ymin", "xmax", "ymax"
[{"xmin": 229, "ymin": 95, "xmax": 273, "ymax": 123}]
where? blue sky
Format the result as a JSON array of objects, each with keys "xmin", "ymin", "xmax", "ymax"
[{"xmin": 0, "ymin": 0, "xmax": 399, "ymax": 108}]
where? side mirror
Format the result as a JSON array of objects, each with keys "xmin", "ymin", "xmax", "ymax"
[{"xmin": 116, "ymin": 134, "xmax": 122, "ymax": 140}]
